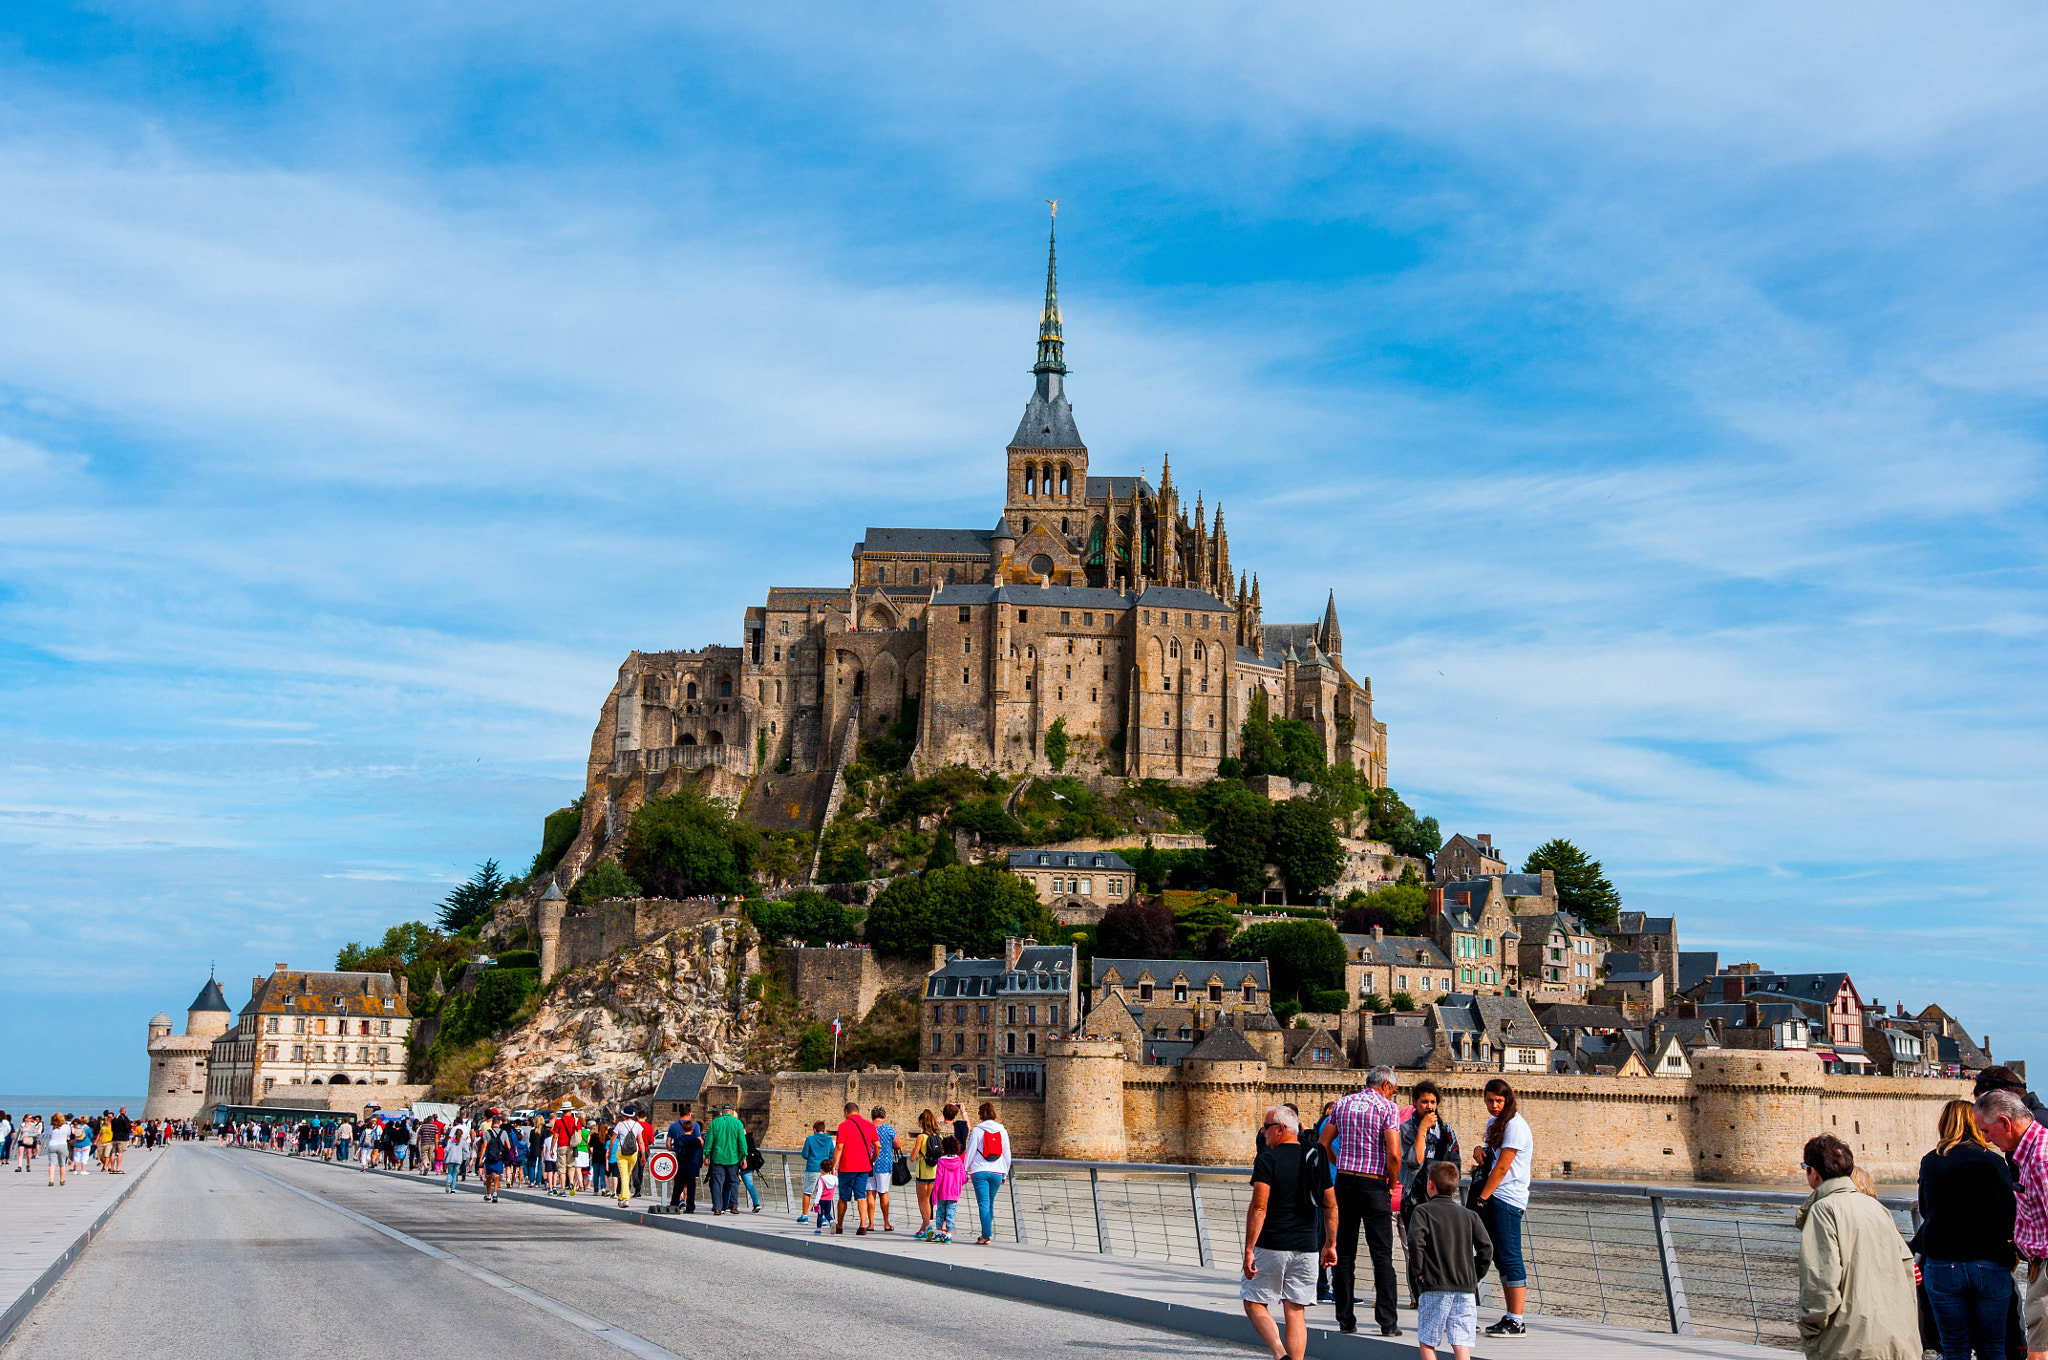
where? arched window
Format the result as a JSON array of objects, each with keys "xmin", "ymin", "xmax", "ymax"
[
  {"xmin": 1193, "ymin": 643, "xmax": 1204, "ymax": 661},
  {"xmin": 1169, "ymin": 639, "xmax": 1180, "ymax": 658},
  {"xmin": 853, "ymin": 671, "xmax": 865, "ymax": 695},
  {"xmin": 679, "ymin": 734, "xmax": 696, "ymax": 746},
  {"xmin": 720, "ymin": 679, "xmax": 732, "ymax": 697},
  {"xmin": 1024, "ymin": 464, "xmax": 1037, "ymax": 496},
  {"xmin": 1059, "ymin": 464, "xmax": 1071, "ymax": 497},
  {"xmin": 1061, "ymin": 517, "xmax": 1069, "ymax": 535},
  {"xmin": 877, "ymin": 566, "xmax": 887, "ymax": 583},
  {"xmin": 686, "ymin": 681, "xmax": 698, "ymax": 700},
  {"xmin": 911, "ymin": 567, "xmax": 920, "ymax": 585}
]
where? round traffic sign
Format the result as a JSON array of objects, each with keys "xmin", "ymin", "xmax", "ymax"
[{"xmin": 648, "ymin": 1148, "xmax": 678, "ymax": 1183}]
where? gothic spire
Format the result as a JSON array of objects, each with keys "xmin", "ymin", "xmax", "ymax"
[{"xmin": 1035, "ymin": 201, "xmax": 1065, "ymax": 377}]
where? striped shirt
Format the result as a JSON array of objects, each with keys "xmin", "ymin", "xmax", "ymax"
[
  {"xmin": 2014, "ymin": 1120, "xmax": 2048, "ymax": 1258},
  {"xmin": 1326, "ymin": 1087, "xmax": 1400, "ymax": 1177}
]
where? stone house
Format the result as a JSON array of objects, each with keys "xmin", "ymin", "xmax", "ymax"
[
  {"xmin": 1006, "ymin": 847, "xmax": 1136, "ymax": 924},
  {"xmin": 1644, "ymin": 1023, "xmax": 1703, "ymax": 1078},
  {"xmin": 1511, "ymin": 909, "xmax": 1605, "ymax": 1001},
  {"xmin": 1435, "ymin": 833, "xmax": 1507, "ymax": 884},
  {"xmin": 921, "ymin": 938, "xmax": 1078, "ymax": 1094},
  {"xmin": 1341, "ymin": 928, "xmax": 1455, "ymax": 1006},
  {"xmin": 1432, "ymin": 993, "xmax": 1551, "ymax": 1073},
  {"xmin": 1603, "ymin": 912, "xmax": 1680, "ymax": 993},
  {"xmin": 1697, "ymin": 999, "xmax": 1815, "ymax": 1054},
  {"xmin": 1735, "ymin": 973, "xmax": 1869, "ymax": 1074},
  {"xmin": 204, "ymin": 963, "xmax": 418, "ymax": 1110},
  {"xmin": 1428, "ymin": 884, "xmax": 1520, "ymax": 994},
  {"xmin": 1281, "ymin": 1027, "xmax": 1346, "ymax": 1071},
  {"xmin": 1086, "ymin": 958, "xmax": 1270, "ymax": 1017},
  {"xmin": 1914, "ymin": 1004, "xmax": 1996, "ymax": 1077},
  {"xmin": 1593, "ymin": 954, "xmax": 1667, "ymax": 1015},
  {"xmin": 1862, "ymin": 1010, "xmax": 1930, "ymax": 1078},
  {"xmin": 1360, "ymin": 1013, "xmax": 1443, "ymax": 1071}
]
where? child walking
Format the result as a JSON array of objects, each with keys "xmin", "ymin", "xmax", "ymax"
[
  {"xmin": 1406, "ymin": 1161, "xmax": 1494, "ymax": 1360},
  {"xmin": 928, "ymin": 1136, "xmax": 966, "ymax": 1244},
  {"xmin": 812, "ymin": 1172, "xmax": 837, "ymax": 1234}
]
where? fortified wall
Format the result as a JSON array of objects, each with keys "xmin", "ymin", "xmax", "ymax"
[
  {"xmin": 537, "ymin": 894, "xmax": 735, "ymax": 979},
  {"xmin": 766, "ymin": 1045, "xmax": 1968, "ymax": 1183},
  {"xmin": 777, "ymin": 945, "xmax": 942, "ymax": 1025}
]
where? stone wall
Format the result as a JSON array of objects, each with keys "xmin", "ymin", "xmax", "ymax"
[
  {"xmin": 764, "ymin": 1068, "xmax": 1044, "ymax": 1153},
  {"xmin": 556, "ymin": 897, "xmax": 733, "ymax": 974},
  {"xmin": 780, "ymin": 946, "xmax": 886, "ymax": 1025}
]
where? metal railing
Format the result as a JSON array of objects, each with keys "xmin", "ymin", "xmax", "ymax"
[{"xmin": 760, "ymin": 1150, "xmax": 1919, "ymax": 1352}]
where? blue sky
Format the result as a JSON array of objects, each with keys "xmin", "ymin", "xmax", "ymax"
[{"xmin": 4, "ymin": 4, "xmax": 2045, "ymax": 1094}]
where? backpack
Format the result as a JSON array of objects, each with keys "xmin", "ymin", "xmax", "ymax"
[
  {"xmin": 980, "ymin": 1127, "xmax": 1003, "ymax": 1161},
  {"xmin": 619, "ymin": 1121, "xmax": 642, "ymax": 1155}
]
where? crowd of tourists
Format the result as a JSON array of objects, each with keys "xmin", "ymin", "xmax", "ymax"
[
  {"xmin": 794, "ymin": 1100, "xmax": 1011, "ymax": 1244},
  {"xmin": 2, "ymin": 1107, "xmax": 196, "ymax": 1186}
]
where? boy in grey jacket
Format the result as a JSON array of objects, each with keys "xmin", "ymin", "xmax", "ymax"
[{"xmin": 1405, "ymin": 1161, "xmax": 1494, "ymax": 1360}]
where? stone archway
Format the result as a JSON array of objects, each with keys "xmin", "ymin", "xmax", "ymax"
[
  {"xmin": 706, "ymin": 731, "xmax": 724, "ymax": 744},
  {"xmin": 330, "ymin": 1074, "xmax": 352, "ymax": 1086}
]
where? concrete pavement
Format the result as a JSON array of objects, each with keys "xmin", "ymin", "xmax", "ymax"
[
  {"xmin": 1, "ymin": 1146, "xmax": 1248, "ymax": 1360},
  {"xmin": 1, "ymin": 1146, "xmax": 160, "ymax": 1348}
]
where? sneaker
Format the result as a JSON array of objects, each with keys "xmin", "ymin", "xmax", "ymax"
[
  {"xmin": 813, "ymin": 1225, "xmax": 823, "ymax": 1235},
  {"xmin": 1380, "ymin": 1326, "xmax": 1403, "ymax": 1338},
  {"xmin": 1484, "ymin": 1317, "xmax": 1527, "ymax": 1338}
]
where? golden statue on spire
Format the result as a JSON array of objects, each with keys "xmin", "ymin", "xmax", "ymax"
[{"xmin": 1047, "ymin": 199, "xmax": 1058, "ymax": 217}]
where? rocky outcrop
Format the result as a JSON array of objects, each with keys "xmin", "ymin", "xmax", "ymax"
[{"xmin": 470, "ymin": 917, "xmax": 763, "ymax": 1109}]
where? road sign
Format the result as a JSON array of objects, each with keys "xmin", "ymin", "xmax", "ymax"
[{"xmin": 648, "ymin": 1148, "xmax": 678, "ymax": 1185}]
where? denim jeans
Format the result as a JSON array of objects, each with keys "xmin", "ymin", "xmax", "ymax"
[
  {"xmin": 934, "ymin": 1199, "xmax": 957, "ymax": 1233},
  {"xmin": 740, "ymin": 1170, "xmax": 760, "ymax": 1208},
  {"xmin": 444, "ymin": 1161, "xmax": 458, "ymax": 1192},
  {"xmin": 709, "ymin": 1161, "xmax": 742, "ymax": 1212},
  {"xmin": 971, "ymin": 1171, "xmax": 1004, "ymax": 1240},
  {"xmin": 1480, "ymin": 1198, "xmax": 1527, "ymax": 1285},
  {"xmin": 1924, "ymin": 1258, "xmax": 2012, "ymax": 1360}
]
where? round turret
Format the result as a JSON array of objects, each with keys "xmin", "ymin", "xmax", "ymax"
[
  {"xmin": 1689, "ymin": 1049, "xmax": 1824, "ymax": 1182},
  {"xmin": 1043, "ymin": 1037, "xmax": 1127, "ymax": 1161},
  {"xmin": 147, "ymin": 1011, "xmax": 173, "ymax": 1043},
  {"xmin": 185, "ymin": 976, "xmax": 233, "ymax": 1041},
  {"xmin": 1180, "ymin": 1026, "xmax": 1269, "ymax": 1165}
]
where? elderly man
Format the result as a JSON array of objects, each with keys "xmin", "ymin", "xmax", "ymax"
[
  {"xmin": 1318, "ymin": 1065, "xmax": 1406, "ymax": 1337},
  {"xmin": 1243, "ymin": 1106, "xmax": 1338, "ymax": 1360},
  {"xmin": 1795, "ymin": 1133, "xmax": 1919, "ymax": 1360},
  {"xmin": 1977, "ymin": 1088, "xmax": 2048, "ymax": 1360}
]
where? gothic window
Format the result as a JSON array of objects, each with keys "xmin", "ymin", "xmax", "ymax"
[
  {"xmin": 1024, "ymin": 464, "xmax": 1036, "ymax": 496},
  {"xmin": 1193, "ymin": 643, "xmax": 1204, "ymax": 660},
  {"xmin": 687, "ymin": 682, "xmax": 698, "ymax": 699},
  {"xmin": 1169, "ymin": 639, "xmax": 1180, "ymax": 658},
  {"xmin": 912, "ymin": 567, "xmax": 920, "ymax": 585},
  {"xmin": 877, "ymin": 566, "xmax": 887, "ymax": 583},
  {"xmin": 720, "ymin": 679, "xmax": 732, "ymax": 697},
  {"xmin": 758, "ymin": 680, "xmax": 765, "ymax": 700},
  {"xmin": 1059, "ymin": 464, "xmax": 1071, "ymax": 496},
  {"xmin": 1026, "ymin": 645, "xmax": 1035, "ymax": 659}
]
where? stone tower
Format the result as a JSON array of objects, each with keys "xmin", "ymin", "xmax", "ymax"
[
  {"xmin": 143, "ymin": 975, "xmax": 234, "ymax": 1122},
  {"xmin": 1179, "ymin": 1026, "xmax": 1268, "ymax": 1165},
  {"xmin": 1690, "ymin": 1048, "xmax": 1825, "ymax": 1182},
  {"xmin": 537, "ymin": 877, "xmax": 568, "ymax": 981},
  {"xmin": 1005, "ymin": 206, "xmax": 1089, "ymax": 528},
  {"xmin": 1042, "ymin": 1037, "xmax": 1127, "ymax": 1161}
]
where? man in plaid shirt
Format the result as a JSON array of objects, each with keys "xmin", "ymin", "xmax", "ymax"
[
  {"xmin": 1317, "ymin": 1066, "xmax": 1407, "ymax": 1336},
  {"xmin": 1978, "ymin": 1089, "xmax": 2048, "ymax": 1360}
]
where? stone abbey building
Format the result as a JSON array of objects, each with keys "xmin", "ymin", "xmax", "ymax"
[{"xmin": 587, "ymin": 217, "xmax": 1388, "ymax": 856}]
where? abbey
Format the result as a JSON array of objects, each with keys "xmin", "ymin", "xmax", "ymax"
[{"xmin": 598, "ymin": 218, "xmax": 1387, "ymax": 813}]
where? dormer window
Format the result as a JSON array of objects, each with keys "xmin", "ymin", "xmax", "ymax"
[
  {"xmin": 1174, "ymin": 984, "xmax": 1188, "ymax": 1002},
  {"xmin": 1139, "ymin": 984, "xmax": 1154, "ymax": 1001}
]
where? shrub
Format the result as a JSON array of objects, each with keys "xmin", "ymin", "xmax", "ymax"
[
  {"xmin": 493, "ymin": 950, "xmax": 540, "ymax": 970},
  {"xmin": 529, "ymin": 798, "xmax": 584, "ymax": 880},
  {"xmin": 863, "ymin": 863, "xmax": 1060, "ymax": 957},
  {"xmin": 1096, "ymin": 896, "xmax": 1176, "ymax": 959},
  {"xmin": 1309, "ymin": 989, "xmax": 1350, "ymax": 1014},
  {"xmin": 1229, "ymin": 920, "xmax": 1346, "ymax": 1006},
  {"xmin": 1390, "ymin": 991, "xmax": 1417, "ymax": 1012},
  {"xmin": 620, "ymin": 784, "xmax": 758, "ymax": 898},
  {"xmin": 1359, "ymin": 993, "xmax": 1390, "ymax": 1013},
  {"xmin": 570, "ymin": 858, "xmax": 641, "ymax": 905},
  {"xmin": 951, "ymin": 797, "xmax": 1026, "ymax": 843},
  {"xmin": 747, "ymin": 889, "xmax": 860, "ymax": 945},
  {"xmin": 1043, "ymin": 716, "xmax": 1070, "ymax": 772},
  {"xmin": 1274, "ymin": 999, "xmax": 1302, "ymax": 1026}
]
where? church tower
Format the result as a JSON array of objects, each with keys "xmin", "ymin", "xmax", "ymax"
[{"xmin": 1005, "ymin": 205, "xmax": 1089, "ymax": 556}]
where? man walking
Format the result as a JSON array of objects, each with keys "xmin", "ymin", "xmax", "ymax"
[
  {"xmin": 550, "ymin": 1100, "xmax": 581, "ymax": 1196},
  {"xmin": 831, "ymin": 1101, "xmax": 880, "ymax": 1236},
  {"xmin": 1977, "ymin": 1088, "xmax": 2048, "ymax": 1360},
  {"xmin": 110, "ymin": 1107, "xmax": 132, "ymax": 1173},
  {"xmin": 705, "ymin": 1104, "xmax": 749, "ymax": 1215},
  {"xmin": 1242, "ymin": 1106, "xmax": 1337, "ymax": 1360},
  {"xmin": 1318, "ymin": 1066, "xmax": 1405, "ymax": 1336}
]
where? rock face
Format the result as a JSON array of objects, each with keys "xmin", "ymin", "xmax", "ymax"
[{"xmin": 472, "ymin": 918, "xmax": 762, "ymax": 1109}]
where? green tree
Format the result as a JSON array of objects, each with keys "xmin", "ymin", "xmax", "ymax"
[
  {"xmin": 569, "ymin": 858, "xmax": 641, "ymax": 905},
  {"xmin": 1523, "ymin": 838, "xmax": 1622, "ymax": 927},
  {"xmin": 1336, "ymin": 880, "xmax": 1430, "ymax": 936},
  {"xmin": 1204, "ymin": 789, "xmax": 1274, "ymax": 901},
  {"xmin": 923, "ymin": 828, "xmax": 960, "ymax": 870},
  {"xmin": 1272, "ymin": 719, "xmax": 1326, "ymax": 783},
  {"xmin": 1171, "ymin": 891, "xmax": 1240, "ymax": 959},
  {"xmin": 1043, "ymin": 716, "xmax": 1070, "ymax": 773},
  {"xmin": 1367, "ymin": 787, "xmax": 1443, "ymax": 861},
  {"xmin": 1238, "ymin": 688, "xmax": 1283, "ymax": 778},
  {"xmin": 748, "ymin": 889, "xmax": 861, "ymax": 945},
  {"xmin": 620, "ymin": 784, "xmax": 759, "ymax": 898},
  {"xmin": 437, "ymin": 859, "xmax": 510, "ymax": 933},
  {"xmin": 1229, "ymin": 919, "xmax": 1347, "ymax": 1006},
  {"xmin": 862, "ymin": 863, "xmax": 1059, "ymax": 957},
  {"xmin": 1269, "ymin": 801, "xmax": 1344, "ymax": 901},
  {"xmin": 1390, "ymin": 990, "xmax": 1416, "ymax": 1012},
  {"xmin": 528, "ymin": 797, "xmax": 584, "ymax": 880}
]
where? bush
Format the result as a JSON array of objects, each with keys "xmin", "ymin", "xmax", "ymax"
[
  {"xmin": 529, "ymin": 797, "xmax": 584, "ymax": 880},
  {"xmin": 1359, "ymin": 993, "xmax": 1390, "ymax": 1013},
  {"xmin": 748, "ymin": 889, "xmax": 861, "ymax": 945},
  {"xmin": 493, "ymin": 950, "xmax": 540, "ymax": 970},
  {"xmin": 1337, "ymin": 882, "xmax": 1429, "ymax": 937},
  {"xmin": 1172, "ymin": 891, "xmax": 1240, "ymax": 959},
  {"xmin": 796, "ymin": 1022, "xmax": 834, "ymax": 1071},
  {"xmin": 1043, "ymin": 716, "xmax": 1070, "ymax": 772},
  {"xmin": 1309, "ymin": 989, "xmax": 1350, "ymax": 1014},
  {"xmin": 434, "ymin": 968, "xmax": 540, "ymax": 1051},
  {"xmin": 951, "ymin": 797, "xmax": 1027, "ymax": 843},
  {"xmin": 570, "ymin": 858, "xmax": 641, "ymax": 905},
  {"xmin": 1390, "ymin": 991, "xmax": 1417, "ymax": 1012},
  {"xmin": 1274, "ymin": 999, "xmax": 1302, "ymax": 1026}
]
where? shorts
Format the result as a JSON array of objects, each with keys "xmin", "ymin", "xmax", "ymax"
[
  {"xmin": 1418, "ymin": 1291, "xmax": 1478, "ymax": 1348},
  {"xmin": 1239, "ymin": 1248, "xmax": 1318, "ymax": 1307},
  {"xmin": 1481, "ymin": 1199, "xmax": 1527, "ymax": 1284},
  {"xmin": 114, "ymin": 1141, "xmax": 129, "ymax": 1153},
  {"xmin": 837, "ymin": 1171, "xmax": 871, "ymax": 1200},
  {"xmin": 804, "ymin": 1170, "xmax": 823, "ymax": 1199},
  {"xmin": 483, "ymin": 1161, "xmax": 504, "ymax": 1175},
  {"xmin": 2026, "ymin": 1259, "xmax": 2048, "ymax": 1353}
]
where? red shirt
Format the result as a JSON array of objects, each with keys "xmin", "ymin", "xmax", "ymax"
[
  {"xmin": 835, "ymin": 1115, "xmax": 879, "ymax": 1173},
  {"xmin": 552, "ymin": 1113, "xmax": 580, "ymax": 1148}
]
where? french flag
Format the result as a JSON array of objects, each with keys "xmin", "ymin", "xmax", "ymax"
[{"xmin": 831, "ymin": 1016, "xmax": 843, "ymax": 1037}]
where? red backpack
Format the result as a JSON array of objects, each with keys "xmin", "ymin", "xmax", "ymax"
[{"xmin": 980, "ymin": 1127, "xmax": 1003, "ymax": 1160}]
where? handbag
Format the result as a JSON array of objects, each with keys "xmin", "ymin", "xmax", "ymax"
[
  {"xmin": 1466, "ymin": 1146, "xmax": 1495, "ymax": 1211},
  {"xmin": 891, "ymin": 1157, "xmax": 913, "ymax": 1186}
]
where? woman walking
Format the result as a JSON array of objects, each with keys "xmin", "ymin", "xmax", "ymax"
[
  {"xmin": 962, "ymin": 1101, "xmax": 1012, "ymax": 1246},
  {"xmin": 1916, "ymin": 1098, "xmax": 2015, "ymax": 1360},
  {"xmin": 46, "ymin": 1114, "xmax": 71, "ymax": 1186},
  {"xmin": 869, "ymin": 1106, "xmax": 899, "ymax": 1232},
  {"xmin": 1470, "ymin": 1078, "xmax": 1534, "ymax": 1338},
  {"xmin": 911, "ymin": 1109, "xmax": 942, "ymax": 1238}
]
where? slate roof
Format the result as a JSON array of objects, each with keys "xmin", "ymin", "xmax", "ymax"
[
  {"xmin": 1283, "ymin": 1028, "xmax": 1341, "ymax": 1062},
  {"xmin": 1605, "ymin": 952, "xmax": 1644, "ymax": 975},
  {"xmin": 1138, "ymin": 586, "xmax": 1232, "ymax": 611},
  {"xmin": 1447, "ymin": 874, "xmax": 1550, "ymax": 903},
  {"xmin": 189, "ymin": 978, "xmax": 232, "ymax": 1012},
  {"xmin": 1610, "ymin": 913, "xmax": 1676, "ymax": 936},
  {"xmin": 1743, "ymin": 973, "xmax": 1854, "ymax": 1005},
  {"xmin": 653, "ymin": 1062, "xmax": 710, "ymax": 1104},
  {"xmin": 1653, "ymin": 1017, "xmax": 1714, "ymax": 1051},
  {"xmin": 932, "ymin": 583, "xmax": 1133, "ymax": 610},
  {"xmin": 1473, "ymin": 994, "xmax": 1551, "ymax": 1046},
  {"xmin": 1141, "ymin": 1039, "xmax": 1195, "ymax": 1066},
  {"xmin": 1011, "ymin": 849, "xmax": 1136, "ymax": 874},
  {"xmin": 925, "ymin": 945, "xmax": 1077, "ymax": 998},
  {"xmin": 857, "ymin": 527, "xmax": 994, "ymax": 557},
  {"xmin": 1440, "ymin": 833, "xmax": 1504, "ymax": 860},
  {"xmin": 1085, "ymin": 475, "xmax": 1154, "ymax": 500},
  {"xmin": 1605, "ymin": 972, "xmax": 1663, "ymax": 985},
  {"xmin": 1362, "ymin": 1024, "xmax": 1437, "ymax": 1069},
  {"xmin": 1263, "ymin": 623, "xmax": 1320, "ymax": 656},
  {"xmin": 1184, "ymin": 1025, "xmax": 1263, "ymax": 1063},
  {"xmin": 1678, "ymin": 952, "xmax": 1721, "ymax": 993},
  {"xmin": 1339, "ymin": 934, "xmax": 1453, "ymax": 969},
  {"xmin": 1244, "ymin": 1011, "xmax": 1284, "ymax": 1032},
  {"xmin": 1092, "ymin": 958, "xmax": 1271, "ymax": 992},
  {"xmin": 1512, "ymin": 911, "xmax": 1594, "ymax": 941},
  {"xmin": 1531, "ymin": 1003, "xmax": 1629, "ymax": 1030},
  {"xmin": 765, "ymin": 587, "xmax": 854, "ymax": 609},
  {"xmin": 1696, "ymin": 1001, "xmax": 1811, "ymax": 1030},
  {"xmin": 1236, "ymin": 646, "xmax": 1276, "ymax": 669},
  {"xmin": 1011, "ymin": 385, "xmax": 1083, "ymax": 449},
  {"xmin": 242, "ymin": 969, "xmax": 412, "ymax": 1018}
]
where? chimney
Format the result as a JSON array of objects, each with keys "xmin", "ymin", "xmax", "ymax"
[
  {"xmin": 1745, "ymin": 999, "xmax": 1761, "ymax": 1029},
  {"xmin": 1897, "ymin": 1002, "xmax": 1905, "ymax": 1017},
  {"xmin": 398, "ymin": 975, "xmax": 408, "ymax": 1000},
  {"xmin": 1372, "ymin": 925, "xmax": 1384, "ymax": 942},
  {"xmin": 1476, "ymin": 833, "xmax": 1491, "ymax": 849},
  {"xmin": 1985, "ymin": 1035, "xmax": 1993, "ymax": 1054},
  {"xmin": 931, "ymin": 944, "xmax": 947, "ymax": 973},
  {"xmin": 1005, "ymin": 936, "xmax": 1025, "ymax": 969},
  {"xmin": 1427, "ymin": 888, "xmax": 1444, "ymax": 918},
  {"xmin": 274, "ymin": 962, "xmax": 288, "ymax": 972}
]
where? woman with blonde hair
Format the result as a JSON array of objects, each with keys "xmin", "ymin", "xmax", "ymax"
[
  {"xmin": 910, "ymin": 1109, "xmax": 942, "ymax": 1239},
  {"xmin": 1916, "ymin": 1097, "xmax": 2014, "ymax": 1360}
]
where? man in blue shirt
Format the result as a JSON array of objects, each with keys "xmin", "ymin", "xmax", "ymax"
[{"xmin": 800, "ymin": 1120, "xmax": 836, "ymax": 1221}]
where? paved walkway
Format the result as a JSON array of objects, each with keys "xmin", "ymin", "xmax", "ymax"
[
  {"xmin": 269, "ymin": 1149, "xmax": 1792, "ymax": 1360},
  {"xmin": 0, "ymin": 1148, "xmax": 161, "ymax": 1345}
]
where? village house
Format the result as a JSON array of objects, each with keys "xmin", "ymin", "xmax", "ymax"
[
  {"xmin": 1005, "ymin": 847, "xmax": 1136, "ymax": 924},
  {"xmin": 1511, "ymin": 909, "xmax": 1606, "ymax": 1001},
  {"xmin": 1603, "ymin": 912, "xmax": 1681, "ymax": 994},
  {"xmin": 1432, "ymin": 992, "xmax": 1551, "ymax": 1073},
  {"xmin": 921, "ymin": 937, "xmax": 1078, "ymax": 1094},
  {"xmin": 1435, "ymin": 832, "xmax": 1507, "ymax": 884},
  {"xmin": 1340, "ymin": 927, "xmax": 1455, "ymax": 1006},
  {"xmin": 1427, "ymin": 885, "xmax": 1519, "ymax": 994}
]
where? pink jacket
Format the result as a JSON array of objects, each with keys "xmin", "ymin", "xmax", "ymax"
[{"xmin": 932, "ymin": 1154, "xmax": 967, "ymax": 1202}]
